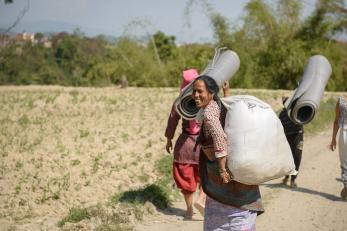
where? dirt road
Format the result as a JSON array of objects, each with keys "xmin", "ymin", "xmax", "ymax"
[{"xmin": 135, "ymin": 130, "xmax": 347, "ymax": 231}]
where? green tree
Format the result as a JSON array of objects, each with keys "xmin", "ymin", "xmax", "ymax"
[
  {"xmin": 210, "ymin": 12, "xmax": 233, "ymax": 48},
  {"xmin": 34, "ymin": 32, "xmax": 44, "ymax": 41},
  {"xmin": 150, "ymin": 31, "xmax": 177, "ymax": 62}
]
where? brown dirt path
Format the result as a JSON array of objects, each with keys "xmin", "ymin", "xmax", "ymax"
[{"xmin": 135, "ymin": 130, "xmax": 347, "ymax": 231}]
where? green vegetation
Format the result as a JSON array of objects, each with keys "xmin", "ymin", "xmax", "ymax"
[
  {"xmin": 305, "ymin": 97, "xmax": 336, "ymax": 134},
  {"xmin": 57, "ymin": 204, "xmax": 134, "ymax": 230},
  {"xmin": 57, "ymin": 207, "xmax": 91, "ymax": 227},
  {"xmin": 1, "ymin": 0, "xmax": 346, "ymax": 90},
  {"xmin": 111, "ymin": 154, "xmax": 176, "ymax": 210},
  {"xmin": 111, "ymin": 184, "xmax": 169, "ymax": 209}
]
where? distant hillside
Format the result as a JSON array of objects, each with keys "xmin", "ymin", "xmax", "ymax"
[{"xmin": 0, "ymin": 20, "xmax": 119, "ymax": 39}]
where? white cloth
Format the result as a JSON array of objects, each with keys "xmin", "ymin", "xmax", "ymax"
[
  {"xmin": 338, "ymin": 129, "xmax": 347, "ymax": 187},
  {"xmin": 338, "ymin": 97, "xmax": 347, "ymax": 187},
  {"xmin": 338, "ymin": 97, "xmax": 347, "ymax": 129}
]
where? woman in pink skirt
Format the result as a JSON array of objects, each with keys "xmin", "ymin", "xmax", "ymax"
[{"xmin": 165, "ymin": 69, "xmax": 206, "ymax": 219}]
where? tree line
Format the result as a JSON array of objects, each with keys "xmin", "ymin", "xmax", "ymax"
[{"xmin": 0, "ymin": 0, "xmax": 346, "ymax": 91}]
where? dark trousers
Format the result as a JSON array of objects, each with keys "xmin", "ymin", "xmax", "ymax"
[{"xmin": 286, "ymin": 132, "xmax": 303, "ymax": 181}]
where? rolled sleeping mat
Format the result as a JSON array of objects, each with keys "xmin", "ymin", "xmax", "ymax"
[
  {"xmin": 284, "ymin": 55, "xmax": 332, "ymax": 125},
  {"xmin": 175, "ymin": 48, "xmax": 240, "ymax": 120}
]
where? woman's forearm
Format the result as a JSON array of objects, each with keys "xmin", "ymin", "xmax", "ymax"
[
  {"xmin": 332, "ymin": 121, "xmax": 339, "ymax": 141},
  {"xmin": 217, "ymin": 156, "xmax": 227, "ymax": 170}
]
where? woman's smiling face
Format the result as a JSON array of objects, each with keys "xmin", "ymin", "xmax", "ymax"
[{"xmin": 192, "ymin": 79, "xmax": 214, "ymax": 108}]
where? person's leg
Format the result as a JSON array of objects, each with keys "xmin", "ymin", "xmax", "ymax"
[
  {"xmin": 194, "ymin": 184, "xmax": 206, "ymax": 216},
  {"xmin": 284, "ymin": 134, "xmax": 296, "ymax": 186},
  {"xmin": 193, "ymin": 164, "xmax": 206, "ymax": 216},
  {"xmin": 282, "ymin": 175, "xmax": 289, "ymax": 185},
  {"xmin": 290, "ymin": 148, "xmax": 302, "ymax": 187},
  {"xmin": 289, "ymin": 133, "xmax": 303, "ymax": 187},
  {"xmin": 183, "ymin": 192, "xmax": 194, "ymax": 217},
  {"xmin": 173, "ymin": 162, "xmax": 197, "ymax": 217},
  {"xmin": 197, "ymin": 184, "xmax": 206, "ymax": 204},
  {"xmin": 338, "ymin": 129, "xmax": 347, "ymax": 199}
]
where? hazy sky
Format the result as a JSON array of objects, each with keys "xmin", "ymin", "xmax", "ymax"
[{"xmin": 0, "ymin": 0, "xmax": 317, "ymax": 43}]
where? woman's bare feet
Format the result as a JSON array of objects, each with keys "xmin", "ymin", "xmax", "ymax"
[
  {"xmin": 193, "ymin": 200, "xmax": 205, "ymax": 216},
  {"xmin": 184, "ymin": 207, "xmax": 194, "ymax": 220}
]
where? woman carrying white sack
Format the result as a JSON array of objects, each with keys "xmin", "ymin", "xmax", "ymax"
[{"xmin": 192, "ymin": 75, "xmax": 264, "ymax": 231}]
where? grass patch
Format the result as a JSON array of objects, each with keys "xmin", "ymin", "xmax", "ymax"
[
  {"xmin": 79, "ymin": 129, "xmax": 89, "ymax": 138},
  {"xmin": 137, "ymin": 173, "xmax": 150, "ymax": 183},
  {"xmin": 71, "ymin": 159, "xmax": 81, "ymax": 166},
  {"xmin": 110, "ymin": 154, "xmax": 176, "ymax": 210},
  {"xmin": 18, "ymin": 114, "xmax": 30, "ymax": 128},
  {"xmin": 57, "ymin": 207, "xmax": 90, "ymax": 227},
  {"xmin": 92, "ymin": 153, "xmax": 103, "ymax": 173},
  {"xmin": 15, "ymin": 161, "xmax": 23, "ymax": 170},
  {"xmin": 94, "ymin": 224, "xmax": 133, "ymax": 231},
  {"xmin": 39, "ymin": 174, "xmax": 70, "ymax": 203},
  {"xmin": 111, "ymin": 184, "xmax": 170, "ymax": 209},
  {"xmin": 58, "ymin": 204, "xmax": 134, "ymax": 230},
  {"xmin": 155, "ymin": 154, "xmax": 172, "ymax": 180}
]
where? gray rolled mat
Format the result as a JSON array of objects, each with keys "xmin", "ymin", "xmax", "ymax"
[
  {"xmin": 175, "ymin": 48, "xmax": 240, "ymax": 120},
  {"xmin": 284, "ymin": 55, "xmax": 332, "ymax": 125}
]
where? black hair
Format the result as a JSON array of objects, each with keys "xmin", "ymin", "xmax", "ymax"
[{"xmin": 194, "ymin": 75, "xmax": 221, "ymax": 108}]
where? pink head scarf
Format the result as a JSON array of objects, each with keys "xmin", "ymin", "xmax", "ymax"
[{"xmin": 180, "ymin": 69, "xmax": 199, "ymax": 91}]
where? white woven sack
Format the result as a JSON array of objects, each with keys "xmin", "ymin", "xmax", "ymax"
[{"xmin": 222, "ymin": 95, "xmax": 296, "ymax": 185}]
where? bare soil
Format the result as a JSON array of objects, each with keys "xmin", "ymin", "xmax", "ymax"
[
  {"xmin": 0, "ymin": 86, "xmax": 345, "ymax": 231},
  {"xmin": 135, "ymin": 130, "xmax": 347, "ymax": 231}
]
